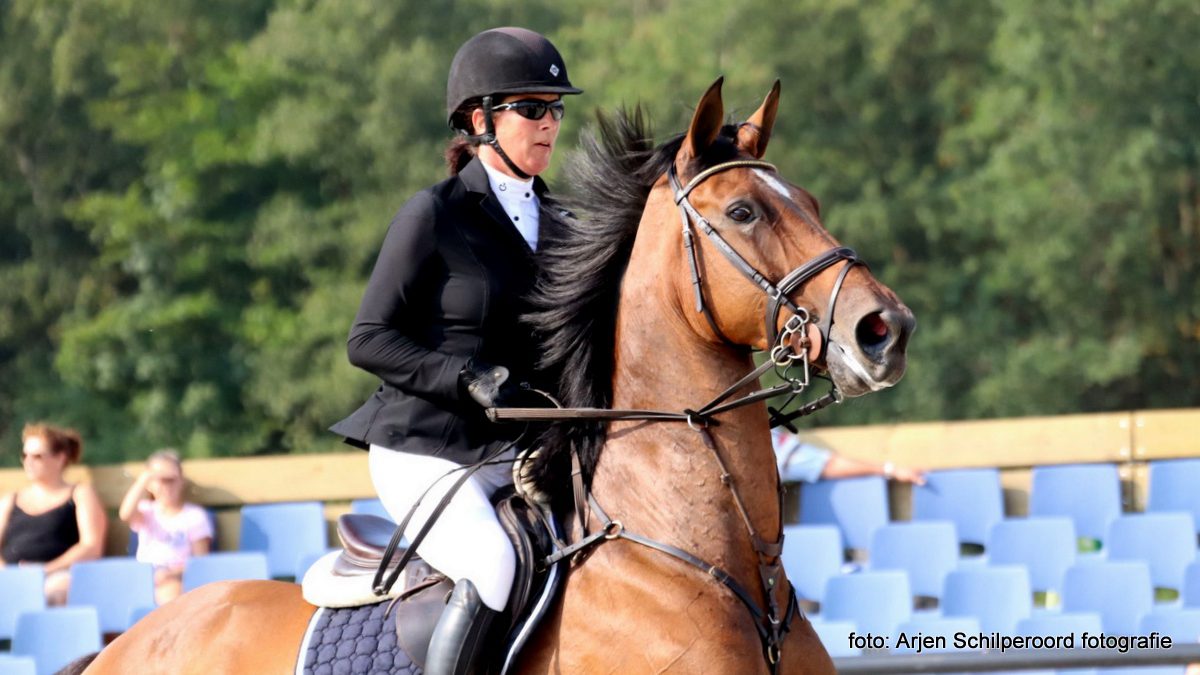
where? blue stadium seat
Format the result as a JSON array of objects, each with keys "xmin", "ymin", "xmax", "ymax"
[
  {"xmin": 892, "ymin": 615, "xmax": 980, "ymax": 653},
  {"xmin": 128, "ymin": 605, "xmax": 157, "ymax": 627},
  {"xmin": 823, "ymin": 570, "xmax": 912, "ymax": 637},
  {"xmin": 781, "ymin": 524, "xmax": 843, "ymax": 604},
  {"xmin": 869, "ymin": 521, "xmax": 959, "ymax": 599},
  {"xmin": 0, "ymin": 566, "xmax": 45, "ymax": 641},
  {"xmin": 987, "ymin": 517, "xmax": 1077, "ymax": 594},
  {"xmin": 942, "ymin": 565, "xmax": 1032, "ymax": 633},
  {"xmin": 0, "ymin": 655, "xmax": 37, "ymax": 675},
  {"xmin": 1149, "ymin": 459, "xmax": 1200, "ymax": 537},
  {"xmin": 1140, "ymin": 608, "xmax": 1200, "ymax": 643},
  {"xmin": 238, "ymin": 501, "xmax": 329, "ymax": 579},
  {"xmin": 799, "ymin": 476, "xmax": 889, "ymax": 551},
  {"xmin": 808, "ymin": 619, "xmax": 860, "ymax": 656},
  {"xmin": 67, "ymin": 557, "xmax": 156, "ymax": 633},
  {"xmin": 1029, "ymin": 463, "xmax": 1121, "ymax": 545},
  {"xmin": 1106, "ymin": 512, "xmax": 1197, "ymax": 591},
  {"xmin": 1016, "ymin": 611, "xmax": 1104, "ymax": 637},
  {"xmin": 1015, "ymin": 610, "xmax": 1105, "ymax": 674},
  {"xmin": 296, "ymin": 549, "xmax": 337, "ymax": 580},
  {"xmin": 912, "ymin": 468, "xmax": 1004, "ymax": 547},
  {"xmin": 1185, "ymin": 561, "xmax": 1200, "ymax": 608},
  {"xmin": 182, "ymin": 551, "xmax": 270, "ymax": 592},
  {"xmin": 1062, "ymin": 560, "xmax": 1153, "ymax": 634},
  {"xmin": 12, "ymin": 607, "xmax": 102, "ymax": 675},
  {"xmin": 350, "ymin": 498, "xmax": 393, "ymax": 522}
]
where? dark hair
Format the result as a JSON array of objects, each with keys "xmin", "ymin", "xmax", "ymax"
[
  {"xmin": 448, "ymin": 97, "xmax": 483, "ymax": 136},
  {"xmin": 22, "ymin": 422, "xmax": 83, "ymax": 465},
  {"xmin": 445, "ymin": 98, "xmax": 485, "ymax": 175},
  {"xmin": 444, "ymin": 136, "xmax": 479, "ymax": 176}
]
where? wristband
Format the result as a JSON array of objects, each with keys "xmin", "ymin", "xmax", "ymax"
[{"xmin": 882, "ymin": 461, "xmax": 895, "ymax": 479}]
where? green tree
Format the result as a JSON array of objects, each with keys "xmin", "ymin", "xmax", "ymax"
[
  {"xmin": 2, "ymin": 0, "xmax": 1197, "ymax": 465},
  {"xmin": 0, "ymin": 0, "xmax": 145, "ymax": 463}
]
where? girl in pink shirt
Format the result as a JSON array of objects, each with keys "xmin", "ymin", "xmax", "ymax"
[{"xmin": 119, "ymin": 450, "xmax": 212, "ymax": 604}]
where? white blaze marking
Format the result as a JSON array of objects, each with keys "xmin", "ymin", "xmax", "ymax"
[{"xmin": 754, "ymin": 168, "xmax": 793, "ymax": 201}]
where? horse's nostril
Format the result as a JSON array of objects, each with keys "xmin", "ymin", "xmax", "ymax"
[{"xmin": 856, "ymin": 312, "xmax": 889, "ymax": 348}]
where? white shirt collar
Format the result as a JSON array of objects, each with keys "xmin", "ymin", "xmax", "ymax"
[
  {"xmin": 480, "ymin": 159, "xmax": 540, "ymax": 251},
  {"xmin": 480, "ymin": 160, "xmax": 536, "ymax": 203}
]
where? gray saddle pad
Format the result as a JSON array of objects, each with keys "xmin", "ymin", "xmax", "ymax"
[{"xmin": 301, "ymin": 603, "xmax": 421, "ymax": 675}]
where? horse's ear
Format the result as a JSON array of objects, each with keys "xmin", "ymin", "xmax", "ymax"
[
  {"xmin": 737, "ymin": 79, "xmax": 780, "ymax": 159},
  {"xmin": 682, "ymin": 77, "xmax": 725, "ymax": 161}
]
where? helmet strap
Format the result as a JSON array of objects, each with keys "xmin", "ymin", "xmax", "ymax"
[{"xmin": 468, "ymin": 95, "xmax": 532, "ymax": 181}]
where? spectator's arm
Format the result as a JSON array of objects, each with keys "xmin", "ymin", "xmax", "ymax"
[
  {"xmin": 0, "ymin": 492, "xmax": 13, "ymax": 565},
  {"xmin": 43, "ymin": 483, "xmax": 107, "ymax": 573},
  {"xmin": 820, "ymin": 454, "xmax": 926, "ymax": 485},
  {"xmin": 190, "ymin": 537, "xmax": 212, "ymax": 557},
  {"xmin": 118, "ymin": 471, "xmax": 151, "ymax": 529}
]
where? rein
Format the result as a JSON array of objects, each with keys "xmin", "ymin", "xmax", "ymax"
[{"xmin": 498, "ymin": 159, "xmax": 865, "ymax": 671}]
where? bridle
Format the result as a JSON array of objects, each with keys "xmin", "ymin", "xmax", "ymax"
[
  {"xmin": 489, "ymin": 157, "xmax": 868, "ymax": 671},
  {"xmin": 492, "ymin": 158, "xmax": 865, "ymax": 427},
  {"xmin": 668, "ymin": 158, "xmax": 862, "ymax": 365}
]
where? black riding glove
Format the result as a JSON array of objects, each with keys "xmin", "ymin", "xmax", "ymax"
[{"xmin": 458, "ymin": 359, "xmax": 527, "ymax": 409}]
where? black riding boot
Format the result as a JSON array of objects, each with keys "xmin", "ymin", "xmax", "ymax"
[{"xmin": 424, "ymin": 579, "xmax": 498, "ymax": 675}]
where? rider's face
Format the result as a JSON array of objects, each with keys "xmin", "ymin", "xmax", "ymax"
[{"xmin": 473, "ymin": 93, "xmax": 563, "ymax": 178}]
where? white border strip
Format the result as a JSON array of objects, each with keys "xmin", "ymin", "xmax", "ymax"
[
  {"xmin": 500, "ymin": 507, "xmax": 564, "ymax": 675},
  {"xmin": 294, "ymin": 606, "xmax": 327, "ymax": 675}
]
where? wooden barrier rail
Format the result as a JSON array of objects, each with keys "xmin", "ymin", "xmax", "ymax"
[{"xmin": 1, "ymin": 408, "xmax": 1196, "ymax": 556}]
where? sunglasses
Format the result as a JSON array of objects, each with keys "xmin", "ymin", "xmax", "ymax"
[{"xmin": 492, "ymin": 99, "xmax": 565, "ymax": 121}]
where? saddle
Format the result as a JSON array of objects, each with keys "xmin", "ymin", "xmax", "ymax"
[{"xmin": 300, "ymin": 489, "xmax": 564, "ymax": 674}]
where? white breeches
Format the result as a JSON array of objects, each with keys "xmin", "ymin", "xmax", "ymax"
[{"xmin": 368, "ymin": 444, "xmax": 517, "ymax": 612}]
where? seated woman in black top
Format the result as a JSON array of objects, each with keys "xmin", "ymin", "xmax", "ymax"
[{"xmin": 0, "ymin": 423, "xmax": 108, "ymax": 605}]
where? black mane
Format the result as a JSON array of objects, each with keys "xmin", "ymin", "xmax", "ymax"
[{"xmin": 523, "ymin": 109, "xmax": 742, "ymax": 505}]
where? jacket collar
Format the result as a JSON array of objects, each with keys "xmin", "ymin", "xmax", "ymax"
[{"xmin": 459, "ymin": 155, "xmax": 546, "ymax": 257}]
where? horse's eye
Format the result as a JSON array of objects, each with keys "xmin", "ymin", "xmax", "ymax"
[{"xmin": 727, "ymin": 205, "xmax": 755, "ymax": 223}]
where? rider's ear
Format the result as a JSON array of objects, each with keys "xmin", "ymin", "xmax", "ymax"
[
  {"xmin": 736, "ymin": 80, "xmax": 780, "ymax": 159},
  {"xmin": 682, "ymin": 77, "xmax": 725, "ymax": 162}
]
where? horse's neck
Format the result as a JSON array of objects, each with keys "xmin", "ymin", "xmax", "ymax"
[{"xmin": 591, "ymin": 280, "xmax": 782, "ymax": 579}]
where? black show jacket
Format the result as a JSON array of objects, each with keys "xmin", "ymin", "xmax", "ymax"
[{"xmin": 330, "ymin": 157, "xmax": 545, "ymax": 464}]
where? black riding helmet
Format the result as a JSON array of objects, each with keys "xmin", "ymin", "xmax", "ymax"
[{"xmin": 446, "ymin": 27, "xmax": 583, "ymax": 178}]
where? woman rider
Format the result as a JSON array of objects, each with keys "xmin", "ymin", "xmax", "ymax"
[{"xmin": 330, "ymin": 27, "xmax": 581, "ymax": 674}]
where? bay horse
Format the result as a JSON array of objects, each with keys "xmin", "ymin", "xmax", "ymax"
[{"xmin": 82, "ymin": 79, "xmax": 912, "ymax": 674}]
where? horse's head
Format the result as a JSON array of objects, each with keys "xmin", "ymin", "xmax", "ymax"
[{"xmin": 661, "ymin": 78, "xmax": 914, "ymax": 397}]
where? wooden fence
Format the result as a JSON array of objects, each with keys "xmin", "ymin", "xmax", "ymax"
[{"xmin": 1, "ymin": 408, "xmax": 1195, "ymax": 556}]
